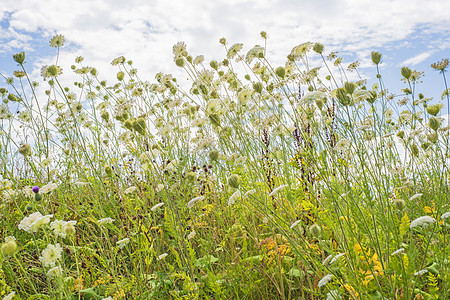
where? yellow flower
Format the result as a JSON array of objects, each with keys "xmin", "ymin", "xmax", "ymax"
[{"xmin": 343, "ymin": 284, "xmax": 359, "ymax": 299}]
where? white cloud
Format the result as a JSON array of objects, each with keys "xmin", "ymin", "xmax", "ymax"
[{"xmin": 401, "ymin": 51, "xmax": 434, "ymax": 66}]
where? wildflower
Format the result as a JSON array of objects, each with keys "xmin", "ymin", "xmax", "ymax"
[
  {"xmin": 322, "ymin": 254, "xmax": 333, "ymax": 266},
  {"xmin": 343, "ymin": 284, "xmax": 359, "ymax": 299},
  {"xmin": 410, "ymin": 216, "xmax": 436, "ymax": 229},
  {"xmin": 441, "ymin": 212, "xmax": 450, "ymax": 219},
  {"xmin": 49, "ymin": 34, "xmax": 65, "ymax": 48},
  {"xmin": 431, "ymin": 58, "xmax": 449, "ymax": 72},
  {"xmin": 156, "ymin": 184, "xmax": 165, "ymax": 192},
  {"xmin": 151, "ymin": 202, "xmax": 165, "ymax": 211},
  {"xmin": 157, "ymin": 253, "xmax": 168, "ymax": 261},
  {"xmin": 409, "ymin": 193, "xmax": 423, "ymax": 201},
  {"xmin": 393, "ymin": 199, "xmax": 406, "ymax": 211},
  {"xmin": 32, "ymin": 186, "xmax": 39, "ymax": 193},
  {"xmin": 309, "ymin": 224, "xmax": 322, "ymax": 238},
  {"xmin": 18, "ymin": 143, "xmax": 31, "ymax": 156},
  {"xmin": 187, "ymin": 196, "xmax": 205, "ymax": 208},
  {"xmin": 47, "ymin": 266, "xmax": 63, "ymax": 279},
  {"xmin": 173, "ymin": 41, "xmax": 187, "ymax": 56},
  {"xmin": 97, "ymin": 218, "xmax": 115, "ymax": 225},
  {"xmin": 391, "ymin": 248, "xmax": 405, "ymax": 256},
  {"xmin": 227, "ymin": 43, "xmax": 244, "ymax": 59},
  {"xmin": 29, "ymin": 214, "xmax": 53, "ymax": 232},
  {"xmin": 116, "ymin": 238, "xmax": 130, "ymax": 248},
  {"xmin": 13, "ymin": 52, "xmax": 25, "ymax": 64},
  {"xmin": 40, "ymin": 182, "xmax": 58, "ymax": 194},
  {"xmin": 268, "ymin": 184, "xmax": 288, "ymax": 197},
  {"xmin": 19, "ymin": 212, "xmax": 53, "ymax": 233},
  {"xmin": 1, "ymin": 236, "xmax": 17, "ymax": 256},
  {"xmin": 40, "ymin": 243, "xmax": 62, "ymax": 267},
  {"xmin": 326, "ymin": 290, "xmax": 340, "ymax": 300},
  {"xmin": 413, "ymin": 269, "xmax": 428, "ymax": 276},
  {"xmin": 228, "ymin": 190, "xmax": 241, "ymax": 206},
  {"xmin": 290, "ymin": 220, "xmax": 301, "ymax": 229},
  {"xmin": 123, "ymin": 186, "xmax": 137, "ymax": 195},
  {"xmin": 187, "ymin": 230, "xmax": 196, "ymax": 240},
  {"xmin": 2, "ymin": 291, "xmax": 16, "ymax": 300},
  {"xmin": 193, "ymin": 55, "xmax": 204, "ymax": 65},
  {"xmin": 330, "ymin": 252, "xmax": 346, "ymax": 264},
  {"xmin": 244, "ymin": 189, "xmax": 256, "ymax": 198},
  {"xmin": 318, "ymin": 274, "xmax": 333, "ymax": 287}
]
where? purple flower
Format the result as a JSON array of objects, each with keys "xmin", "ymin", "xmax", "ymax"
[{"xmin": 32, "ymin": 186, "xmax": 40, "ymax": 193}]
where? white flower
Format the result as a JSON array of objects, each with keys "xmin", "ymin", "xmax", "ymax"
[
  {"xmin": 101, "ymin": 297, "xmax": 114, "ymax": 300},
  {"xmin": 330, "ymin": 252, "xmax": 346, "ymax": 264},
  {"xmin": 290, "ymin": 220, "xmax": 301, "ymax": 229},
  {"xmin": 243, "ymin": 189, "xmax": 256, "ymax": 198},
  {"xmin": 151, "ymin": 202, "xmax": 165, "ymax": 211},
  {"xmin": 441, "ymin": 211, "xmax": 450, "ymax": 219},
  {"xmin": 268, "ymin": 184, "xmax": 288, "ymax": 197},
  {"xmin": 228, "ymin": 190, "xmax": 241, "ymax": 206},
  {"xmin": 22, "ymin": 186, "xmax": 34, "ymax": 198},
  {"xmin": 40, "ymin": 243, "xmax": 62, "ymax": 267},
  {"xmin": 73, "ymin": 181, "xmax": 90, "ymax": 186},
  {"xmin": 157, "ymin": 253, "xmax": 168, "ymax": 261},
  {"xmin": 19, "ymin": 212, "xmax": 53, "ymax": 233},
  {"xmin": 116, "ymin": 238, "xmax": 130, "ymax": 247},
  {"xmin": 326, "ymin": 289, "xmax": 340, "ymax": 300},
  {"xmin": 322, "ymin": 254, "xmax": 333, "ymax": 266},
  {"xmin": 97, "ymin": 218, "xmax": 115, "ymax": 225},
  {"xmin": 413, "ymin": 269, "xmax": 428, "ymax": 276},
  {"xmin": 410, "ymin": 216, "xmax": 436, "ymax": 229},
  {"xmin": 40, "ymin": 182, "xmax": 58, "ymax": 194},
  {"xmin": 123, "ymin": 186, "xmax": 137, "ymax": 195},
  {"xmin": 318, "ymin": 274, "xmax": 333, "ymax": 287},
  {"xmin": 391, "ymin": 248, "xmax": 405, "ymax": 256},
  {"xmin": 187, "ymin": 196, "xmax": 205, "ymax": 208},
  {"xmin": 2, "ymin": 291, "xmax": 15, "ymax": 300},
  {"xmin": 156, "ymin": 184, "xmax": 165, "ymax": 192},
  {"xmin": 29, "ymin": 214, "xmax": 53, "ymax": 232},
  {"xmin": 47, "ymin": 266, "xmax": 63, "ymax": 279},
  {"xmin": 50, "ymin": 220, "xmax": 77, "ymax": 238},
  {"xmin": 187, "ymin": 230, "xmax": 196, "ymax": 240},
  {"xmin": 409, "ymin": 193, "xmax": 423, "ymax": 201}
]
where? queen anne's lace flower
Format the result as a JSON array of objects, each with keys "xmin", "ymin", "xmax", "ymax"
[
  {"xmin": 40, "ymin": 243, "xmax": 62, "ymax": 267},
  {"xmin": 19, "ymin": 212, "xmax": 53, "ymax": 233},
  {"xmin": 410, "ymin": 216, "xmax": 436, "ymax": 229},
  {"xmin": 151, "ymin": 203, "xmax": 165, "ymax": 211},
  {"xmin": 318, "ymin": 274, "xmax": 333, "ymax": 287},
  {"xmin": 187, "ymin": 196, "xmax": 204, "ymax": 208},
  {"xmin": 97, "ymin": 218, "xmax": 115, "ymax": 225}
]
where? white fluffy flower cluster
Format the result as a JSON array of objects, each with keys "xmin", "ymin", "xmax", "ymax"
[
  {"xmin": 50, "ymin": 219, "xmax": 77, "ymax": 238},
  {"xmin": 410, "ymin": 216, "xmax": 436, "ymax": 229},
  {"xmin": 39, "ymin": 243, "xmax": 62, "ymax": 267},
  {"xmin": 18, "ymin": 212, "xmax": 53, "ymax": 233}
]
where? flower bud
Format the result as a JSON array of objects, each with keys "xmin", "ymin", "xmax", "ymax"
[
  {"xmin": 309, "ymin": 224, "xmax": 322, "ymax": 238},
  {"xmin": 117, "ymin": 71, "xmax": 125, "ymax": 81},
  {"xmin": 401, "ymin": 67, "xmax": 412, "ymax": 80},
  {"xmin": 344, "ymin": 82, "xmax": 356, "ymax": 94},
  {"xmin": 427, "ymin": 131, "xmax": 438, "ymax": 143},
  {"xmin": 13, "ymin": 52, "xmax": 26, "ymax": 65},
  {"xmin": 186, "ymin": 171, "xmax": 197, "ymax": 182},
  {"xmin": 64, "ymin": 223, "xmax": 76, "ymax": 236},
  {"xmin": 132, "ymin": 118, "xmax": 147, "ymax": 135},
  {"xmin": 428, "ymin": 117, "xmax": 441, "ymax": 131},
  {"xmin": 210, "ymin": 60, "xmax": 218, "ymax": 70},
  {"xmin": 1, "ymin": 240, "xmax": 17, "ymax": 256},
  {"xmin": 397, "ymin": 131, "xmax": 405, "ymax": 139},
  {"xmin": 275, "ymin": 67, "xmax": 285, "ymax": 78},
  {"xmin": 227, "ymin": 174, "xmax": 241, "ymax": 189},
  {"xmin": 371, "ymin": 51, "xmax": 382, "ymax": 65},
  {"xmin": 209, "ymin": 150, "xmax": 220, "ymax": 161},
  {"xmin": 18, "ymin": 144, "xmax": 31, "ymax": 156},
  {"xmin": 175, "ymin": 57, "xmax": 185, "ymax": 67},
  {"xmin": 393, "ymin": 199, "xmax": 405, "ymax": 211},
  {"xmin": 426, "ymin": 104, "xmax": 443, "ymax": 116},
  {"xmin": 100, "ymin": 110, "xmax": 110, "ymax": 122},
  {"xmin": 313, "ymin": 43, "xmax": 324, "ymax": 54},
  {"xmin": 35, "ymin": 193, "xmax": 42, "ymax": 201},
  {"xmin": 253, "ymin": 82, "xmax": 263, "ymax": 93},
  {"xmin": 104, "ymin": 165, "xmax": 113, "ymax": 176},
  {"xmin": 219, "ymin": 37, "xmax": 226, "ymax": 45}
]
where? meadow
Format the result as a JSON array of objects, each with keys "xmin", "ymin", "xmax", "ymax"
[{"xmin": 0, "ymin": 33, "xmax": 449, "ymax": 299}]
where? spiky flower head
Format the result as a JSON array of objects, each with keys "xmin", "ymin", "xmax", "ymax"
[
  {"xmin": 313, "ymin": 43, "xmax": 324, "ymax": 54},
  {"xmin": 49, "ymin": 34, "xmax": 65, "ymax": 48},
  {"xmin": 209, "ymin": 150, "xmax": 220, "ymax": 161},
  {"xmin": 309, "ymin": 223, "xmax": 322, "ymax": 238},
  {"xmin": 431, "ymin": 58, "xmax": 448, "ymax": 72},
  {"xmin": 393, "ymin": 199, "xmax": 405, "ymax": 211},
  {"xmin": 1, "ymin": 236, "xmax": 17, "ymax": 256}
]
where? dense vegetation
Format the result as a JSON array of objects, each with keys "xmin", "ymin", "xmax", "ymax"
[{"xmin": 0, "ymin": 33, "xmax": 449, "ymax": 299}]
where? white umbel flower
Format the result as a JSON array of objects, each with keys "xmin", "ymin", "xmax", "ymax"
[
  {"xmin": 410, "ymin": 216, "xmax": 436, "ymax": 229},
  {"xmin": 151, "ymin": 202, "xmax": 165, "ymax": 211},
  {"xmin": 97, "ymin": 218, "xmax": 115, "ymax": 225},
  {"xmin": 40, "ymin": 243, "xmax": 62, "ymax": 267},
  {"xmin": 318, "ymin": 274, "xmax": 333, "ymax": 287},
  {"xmin": 391, "ymin": 248, "xmax": 405, "ymax": 256},
  {"xmin": 441, "ymin": 211, "xmax": 450, "ymax": 219},
  {"xmin": 268, "ymin": 184, "xmax": 288, "ymax": 197},
  {"xmin": 228, "ymin": 190, "xmax": 241, "ymax": 206},
  {"xmin": 157, "ymin": 253, "xmax": 168, "ymax": 261},
  {"xmin": 187, "ymin": 196, "xmax": 205, "ymax": 208}
]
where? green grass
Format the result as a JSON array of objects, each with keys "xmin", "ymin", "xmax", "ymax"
[{"xmin": 0, "ymin": 34, "xmax": 449, "ymax": 299}]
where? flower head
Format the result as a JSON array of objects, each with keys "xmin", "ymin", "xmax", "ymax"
[
  {"xmin": 151, "ymin": 202, "xmax": 165, "ymax": 211},
  {"xmin": 187, "ymin": 196, "xmax": 205, "ymax": 208},
  {"xmin": 410, "ymin": 215, "xmax": 436, "ymax": 229},
  {"xmin": 49, "ymin": 34, "xmax": 65, "ymax": 48},
  {"xmin": 97, "ymin": 218, "xmax": 115, "ymax": 225},
  {"xmin": 40, "ymin": 243, "xmax": 62, "ymax": 267},
  {"xmin": 32, "ymin": 186, "xmax": 39, "ymax": 193},
  {"xmin": 318, "ymin": 274, "xmax": 333, "ymax": 287}
]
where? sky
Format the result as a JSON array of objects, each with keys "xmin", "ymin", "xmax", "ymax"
[{"xmin": 0, "ymin": 0, "xmax": 449, "ymax": 109}]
